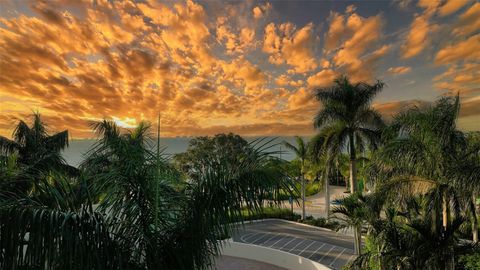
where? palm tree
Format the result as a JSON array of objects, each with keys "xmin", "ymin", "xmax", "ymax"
[
  {"xmin": 284, "ymin": 136, "xmax": 308, "ymax": 220},
  {"xmin": 372, "ymin": 96, "xmax": 480, "ymax": 234},
  {"xmin": 0, "ymin": 113, "xmax": 75, "ymax": 191},
  {"xmin": 349, "ymin": 200, "xmax": 469, "ymax": 270},
  {"xmin": 312, "ymin": 75, "xmax": 384, "ymax": 193},
  {"xmin": 331, "ymin": 193, "xmax": 369, "ymax": 255},
  {"xmin": 0, "ymin": 119, "xmax": 292, "ymax": 269}
]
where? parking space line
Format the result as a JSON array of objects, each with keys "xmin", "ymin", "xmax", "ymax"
[
  {"xmin": 307, "ymin": 243, "xmax": 325, "ymax": 259},
  {"xmin": 267, "ymin": 235, "xmax": 286, "ymax": 247},
  {"xmin": 318, "ymin": 246, "xmax": 334, "ymax": 262},
  {"xmin": 287, "ymin": 239, "xmax": 306, "ymax": 253},
  {"xmin": 279, "ymin": 237, "xmax": 297, "ymax": 249},
  {"xmin": 242, "ymin": 232, "xmax": 260, "ymax": 242},
  {"xmin": 329, "ymin": 248, "xmax": 346, "ymax": 266},
  {"xmin": 250, "ymin": 233, "xmax": 271, "ymax": 244},
  {"xmin": 298, "ymin": 240, "xmax": 316, "ymax": 256},
  {"xmin": 259, "ymin": 233, "xmax": 280, "ymax": 245},
  {"xmin": 239, "ymin": 233, "xmax": 253, "ymax": 243}
]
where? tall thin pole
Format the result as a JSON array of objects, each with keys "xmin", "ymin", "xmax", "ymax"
[
  {"xmin": 154, "ymin": 113, "xmax": 160, "ymax": 227},
  {"xmin": 157, "ymin": 113, "xmax": 161, "ymax": 159}
]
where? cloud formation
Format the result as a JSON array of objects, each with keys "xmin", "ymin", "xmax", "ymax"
[
  {"xmin": 0, "ymin": 0, "xmax": 478, "ymax": 138},
  {"xmin": 388, "ymin": 66, "xmax": 412, "ymax": 75}
]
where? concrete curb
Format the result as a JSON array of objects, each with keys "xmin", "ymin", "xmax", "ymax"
[
  {"xmin": 233, "ymin": 218, "xmax": 336, "ymax": 233},
  {"xmin": 219, "ymin": 239, "xmax": 332, "ymax": 270}
]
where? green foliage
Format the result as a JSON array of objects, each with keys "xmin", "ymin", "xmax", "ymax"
[
  {"xmin": 0, "ymin": 120, "xmax": 294, "ymax": 270},
  {"xmin": 299, "ymin": 215, "xmax": 339, "ymax": 230},
  {"xmin": 173, "ymin": 133, "xmax": 249, "ymax": 177},
  {"xmin": 0, "ymin": 113, "xmax": 77, "ymax": 193},
  {"xmin": 458, "ymin": 248, "xmax": 480, "ymax": 270},
  {"xmin": 337, "ymin": 96, "xmax": 480, "ymax": 270},
  {"xmin": 311, "ymin": 75, "xmax": 385, "ymax": 193},
  {"xmin": 239, "ymin": 207, "xmax": 301, "ymax": 222}
]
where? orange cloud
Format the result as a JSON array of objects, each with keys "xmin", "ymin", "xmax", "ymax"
[
  {"xmin": 275, "ymin": 74, "xmax": 304, "ymax": 88},
  {"xmin": 388, "ymin": 66, "xmax": 412, "ymax": 75},
  {"xmin": 452, "ymin": 3, "xmax": 480, "ymax": 37},
  {"xmin": 438, "ymin": 0, "xmax": 470, "ymax": 17},
  {"xmin": 216, "ymin": 17, "xmax": 256, "ymax": 54},
  {"xmin": 435, "ymin": 34, "xmax": 480, "ymax": 65},
  {"xmin": 327, "ymin": 11, "xmax": 388, "ymax": 82},
  {"xmin": 263, "ymin": 22, "xmax": 318, "ymax": 73},
  {"xmin": 401, "ymin": 13, "xmax": 433, "ymax": 58},
  {"xmin": 0, "ymin": 0, "xmax": 478, "ymax": 139},
  {"xmin": 307, "ymin": 69, "xmax": 338, "ymax": 88},
  {"xmin": 324, "ymin": 12, "xmax": 345, "ymax": 52},
  {"xmin": 253, "ymin": 3, "xmax": 272, "ymax": 19}
]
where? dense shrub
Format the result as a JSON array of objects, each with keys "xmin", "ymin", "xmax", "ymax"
[
  {"xmin": 299, "ymin": 215, "xmax": 339, "ymax": 230},
  {"xmin": 457, "ymin": 248, "xmax": 480, "ymax": 270},
  {"xmin": 240, "ymin": 207, "xmax": 301, "ymax": 222}
]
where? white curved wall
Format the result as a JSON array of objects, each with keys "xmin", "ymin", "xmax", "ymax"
[{"xmin": 219, "ymin": 240, "xmax": 331, "ymax": 270}]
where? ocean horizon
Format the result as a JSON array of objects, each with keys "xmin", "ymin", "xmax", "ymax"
[{"xmin": 63, "ymin": 136, "xmax": 301, "ymax": 167}]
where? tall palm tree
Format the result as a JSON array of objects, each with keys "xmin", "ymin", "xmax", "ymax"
[
  {"xmin": 312, "ymin": 75, "xmax": 384, "ymax": 193},
  {"xmin": 284, "ymin": 136, "xmax": 308, "ymax": 220},
  {"xmin": 371, "ymin": 96, "xmax": 480, "ymax": 243},
  {"xmin": 0, "ymin": 119, "xmax": 292, "ymax": 269},
  {"xmin": 0, "ymin": 113, "xmax": 75, "ymax": 191}
]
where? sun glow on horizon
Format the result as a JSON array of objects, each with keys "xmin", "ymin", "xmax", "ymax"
[{"xmin": 112, "ymin": 117, "xmax": 138, "ymax": 129}]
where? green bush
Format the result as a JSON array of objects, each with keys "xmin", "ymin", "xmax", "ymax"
[
  {"xmin": 270, "ymin": 181, "xmax": 321, "ymax": 201},
  {"xmin": 239, "ymin": 207, "xmax": 301, "ymax": 222},
  {"xmin": 458, "ymin": 248, "xmax": 480, "ymax": 270},
  {"xmin": 299, "ymin": 215, "xmax": 339, "ymax": 230},
  {"xmin": 305, "ymin": 182, "xmax": 321, "ymax": 196}
]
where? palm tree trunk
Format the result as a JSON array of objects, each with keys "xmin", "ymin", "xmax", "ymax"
[
  {"xmin": 349, "ymin": 133, "xmax": 357, "ymax": 193},
  {"xmin": 301, "ymin": 174, "xmax": 306, "ymax": 220},
  {"xmin": 354, "ymin": 225, "xmax": 362, "ymax": 255},
  {"xmin": 442, "ymin": 192, "xmax": 449, "ymax": 231},
  {"xmin": 472, "ymin": 193, "xmax": 478, "ymax": 242}
]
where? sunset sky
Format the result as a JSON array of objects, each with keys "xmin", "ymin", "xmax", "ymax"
[{"xmin": 0, "ymin": 0, "xmax": 479, "ymax": 139}]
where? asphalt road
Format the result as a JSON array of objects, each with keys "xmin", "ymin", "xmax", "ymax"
[{"xmin": 232, "ymin": 219, "xmax": 356, "ymax": 270}]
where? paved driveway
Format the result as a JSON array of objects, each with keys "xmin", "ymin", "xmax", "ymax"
[{"xmin": 232, "ymin": 219, "xmax": 356, "ymax": 270}]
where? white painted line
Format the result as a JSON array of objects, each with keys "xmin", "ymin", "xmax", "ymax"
[
  {"xmin": 259, "ymin": 233, "xmax": 280, "ymax": 245},
  {"xmin": 329, "ymin": 248, "xmax": 346, "ymax": 266},
  {"xmin": 267, "ymin": 234, "xmax": 286, "ymax": 247},
  {"xmin": 298, "ymin": 240, "xmax": 316, "ymax": 256},
  {"xmin": 242, "ymin": 232, "xmax": 261, "ymax": 242},
  {"xmin": 318, "ymin": 246, "xmax": 334, "ymax": 262},
  {"xmin": 307, "ymin": 243, "xmax": 325, "ymax": 259},
  {"xmin": 347, "ymin": 254, "xmax": 356, "ymax": 262},
  {"xmin": 239, "ymin": 233, "xmax": 254, "ymax": 243},
  {"xmin": 250, "ymin": 233, "xmax": 271, "ymax": 244},
  {"xmin": 287, "ymin": 239, "xmax": 306, "ymax": 253},
  {"xmin": 279, "ymin": 237, "xmax": 297, "ymax": 250}
]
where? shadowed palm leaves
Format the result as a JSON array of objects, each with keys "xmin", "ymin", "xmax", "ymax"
[
  {"xmin": 284, "ymin": 136, "xmax": 308, "ymax": 220},
  {"xmin": 331, "ymin": 193, "xmax": 369, "ymax": 255},
  {"xmin": 349, "ymin": 197, "xmax": 472, "ymax": 270},
  {"xmin": 0, "ymin": 173, "xmax": 123, "ymax": 270},
  {"xmin": 0, "ymin": 113, "xmax": 75, "ymax": 192},
  {"xmin": 371, "ymin": 96, "xmax": 480, "ymax": 241},
  {"xmin": 312, "ymin": 76, "xmax": 384, "ymax": 194},
  {"xmin": 0, "ymin": 119, "xmax": 292, "ymax": 270}
]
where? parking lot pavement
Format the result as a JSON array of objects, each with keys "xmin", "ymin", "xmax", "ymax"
[{"xmin": 232, "ymin": 219, "xmax": 356, "ymax": 270}]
